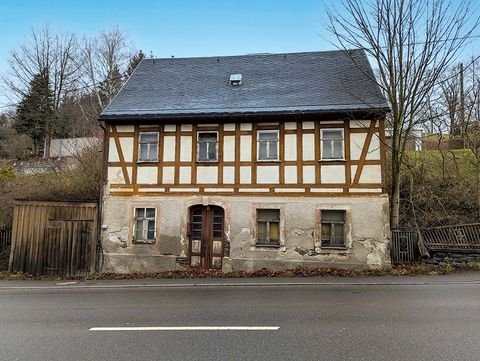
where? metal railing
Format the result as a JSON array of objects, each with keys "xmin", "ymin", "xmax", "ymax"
[
  {"xmin": 421, "ymin": 223, "xmax": 480, "ymax": 252},
  {"xmin": 391, "ymin": 228, "xmax": 417, "ymax": 264}
]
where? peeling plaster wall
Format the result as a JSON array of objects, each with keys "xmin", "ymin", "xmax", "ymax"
[{"xmin": 101, "ymin": 194, "xmax": 390, "ymax": 273}]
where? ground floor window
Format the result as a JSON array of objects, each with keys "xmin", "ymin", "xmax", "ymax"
[
  {"xmin": 133, "ymin": 207, "xmax": 156, "ymax": 243},
  {"xmin": 256, "ymin": 209, "xmax": 280, "ymax": 246},
  {"xmin": 321, "ymin": 210, "xmax": 346, "ymax": 248}
]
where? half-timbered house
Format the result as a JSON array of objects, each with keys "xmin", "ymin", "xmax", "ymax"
[{"xmin": 99, "ymin": 50, "xmax": 391, "ymax": 273}]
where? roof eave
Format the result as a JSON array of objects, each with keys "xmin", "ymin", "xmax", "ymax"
[{"xmin": 99, "ymin": 107, "xmax": 390, "ymax": 122}]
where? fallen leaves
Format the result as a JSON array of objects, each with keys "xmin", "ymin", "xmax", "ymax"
[{"xmin": 0, "ymin": 262, "xmax": 478, "ymax": 281}]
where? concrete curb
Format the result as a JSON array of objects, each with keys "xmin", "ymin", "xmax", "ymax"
[{"xmin": 0, "ymin": 278, "xmax": 478, "ymax": 290}]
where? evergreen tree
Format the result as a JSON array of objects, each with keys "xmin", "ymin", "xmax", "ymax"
[
  {"xmin": 15, "ymin": 70, "xmax": 54, "ymax": 156},
  {"xmin": 124, "ymin": 50, "xmax": 145, "ymax": 80},
  {"xmin": 98, "ymin": 64, "xmax": 123, "ymax": 106}
]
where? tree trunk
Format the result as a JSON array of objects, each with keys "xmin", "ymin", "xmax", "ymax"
[
  {"xmin": 390, "ymin": 143, "xmax": 402, "ymax": 229},
  {"xmin": 476, "ymin": 154, "xmax": 480, "ymax": 220},
  {"xmin": 44, "ymin": 119, "xmax": 51, "ymax": 158},
  {"xmin": 391, "ymin": 174, "xmax": 401, "ymax": 228}
]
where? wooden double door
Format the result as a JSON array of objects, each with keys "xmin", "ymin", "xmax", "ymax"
[{"xmin": 188, "ymin": 205, "xmax": 224, "ymax": 269}]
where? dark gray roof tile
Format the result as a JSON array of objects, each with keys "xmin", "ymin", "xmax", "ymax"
[{"xmin": 101, "ymin": 49, "xmax": 388, "ymax": 119}]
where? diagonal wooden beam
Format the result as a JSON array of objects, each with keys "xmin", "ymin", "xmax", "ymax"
[
  {"xmin": 111, "ymin": 125, "xmax": 131, "ymax": 184},
  {"xmin": 353, "ymin": 120, "xmax": 376, "ymax": 184}
]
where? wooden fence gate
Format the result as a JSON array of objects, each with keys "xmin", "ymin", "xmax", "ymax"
[{"xmin": 9, "ymin": 200, "xmax": 98, "ymax": 276}]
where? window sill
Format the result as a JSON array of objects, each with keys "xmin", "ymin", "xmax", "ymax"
[
  {"xmin": 254, "ymin": 243, "xmax": 282, "ymax": 249},
  {"xmin": 318, "ymin": 159, "xmax": 346, "ymax": 162},
  {"xmin": 136, "ymin": 160, "xmax": 158, "ymax": 164},
  {"xmin": 256, "ymin": 159, "xmax": 281, "ymax": 163},
  {"xmin": 316, "ymin": 246, "xmax": 349, "ymax": 254},
  {"xmin": 132, "ymin": 240, "xmax": 156, "ymax": 245},
  {"xmin": 196, "ymin": 161, "xmax": 219, "ymax": 164}
]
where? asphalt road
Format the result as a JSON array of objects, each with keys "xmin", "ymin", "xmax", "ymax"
[{"xmin": 0, "ymin": 275, "xmax": 479, "ymax": 361}]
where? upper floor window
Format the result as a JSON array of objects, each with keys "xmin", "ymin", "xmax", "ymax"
[
  {"xmin": 197, "ymin": 132, "xmax": 218, "ymax": 162},
  {"xmin": 133, "ymin": 207, "xmax": 156, "ymax": 243},
  {"xmin": 138, "ymin": 132, "xmax": 159, "ymax": 161},
  {"xmin": 257, "ymin": 130, "xmax": 279, "ymax": 161},
  {"xmin": 321, "ymin": 210, "xmax": 346, "ymax": 248},
  {"xmin": 321, "ymin": 129, "xmax": 344, "ymax": 160}
]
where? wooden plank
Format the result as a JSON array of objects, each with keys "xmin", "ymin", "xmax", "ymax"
[
  {"xmin": 32, "ymin": 205, "xmax": 41, "ymax": 275},
  {"xmin": 378, "ymin": 118, "xmax": 387, "ymax": 192},
  {"xmin": 132, "ymin": 125, "xmax": 139, "ymax": 184},
  {"xmin": 8, "ymin": 205, "xmax": 19, "ymax": 272},
  {"xmin": 279, "ymin": 122, "xmax": 285, "ymax": 184},
  {"xmin": 192, "ymin": 124, "xmax": 198, "ymax": 184},
  {"xmin": 32, "ymin": 205, "xmax": 43, "ymax": 275},
  {"xmin": 314, "ymin": 120, "xmax": 321, "ymax": 183},
  {"xmin": 89, "ymin": 206, "xmax": 98, "ymax": 273},
  {"xmin": 344, "ymin": 120, "xmax": 351, "ymax": 193},
  {"xmin": 18, "ymin": 204, "xmax": 28, "ymax": 273},
  {"xmin": 353, "ymin": 120, "xmax": 376, "ymax": 184},
  {"xmin": 174, "ymin": 124, "xmax": 181, "ymax": 185},
  {"xmin": 59, "ymin": 220, "xmax": 67, "ymax": 277},
  {"xmin": 111, "ymin": 125, "xmax": 131, "ymax": 184},
  {"xmin": 218, "ymin": 123, "xmax": 224, "ymax": 184},
  {"xmin": 252, "ymin": 123, "xmax": 257, "ymax": 185},
  {"xmin": 81, "ymin": 222, "xmax": 88, "ymax": 275},
  {"xmin": 234, "ymin": 123, "xmax": 240, "ymax": 187},
  {"xmin": 157, "ymin": 124, "xmax": 164, "ymax": 186},
  {"xmin": 71, "ymin": 221, "xmax": 78, "ymax": 277},
  {"xmin": 296, "ymin": 121, "xmax": 303, "ymax": 184}
]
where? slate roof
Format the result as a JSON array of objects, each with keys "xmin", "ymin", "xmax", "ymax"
[{"xmin": 100, "ymin": 49, "xmax": 389, "ymax": 120}]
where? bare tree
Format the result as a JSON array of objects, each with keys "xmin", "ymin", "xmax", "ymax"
[
  {"xmin": 2, "ymin": 25, "xmax": 81, "ymax": 155},
  {"xmin": 326, "ymin": 0, "xmax": 479, "ymax": 227},
  {"xmin": 462, "ymin": 58, "xmax": 480, "ymax": 216},
  {"xmin": 439, "ymin": 67, "xmax": 461, "ymax": 136},
  {"xmin": 79, "ymin": 27, "xmax": 132, "ymax": 114}
]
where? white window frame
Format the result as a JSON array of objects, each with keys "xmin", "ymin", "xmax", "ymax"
[
  {"xmin": 257, "ymin": 130, "xmax": 279, "ymax": 161},
  {"xmin": 138, "ymin": 132, "xmax": 159, "ymax": 162},
  {"xmin": 133, "ymin": 207, "xmax": 157, "ymax": 244},
  {"xmin": 197, "ymin": 131, "xmax": 218, "ymax": 162},
  {"xmin": 320, "ymin": 128, "xmax": 345, "ymax": 160}
]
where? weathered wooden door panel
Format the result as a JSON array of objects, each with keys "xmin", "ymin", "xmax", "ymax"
[
  {"xmin": 44, "ymin": 221, "xmax": 62, "ymax": 274},
  {"xmin": 43, "ymin": 219, "xmax": 94, "ymax": 276},
  {"xmin": 188, "ymin": 205, "xmax": 224, "ymax": 270},
  {"xmin": 9, "ymin": 201, "xmax": 97, "ymax": 276}
]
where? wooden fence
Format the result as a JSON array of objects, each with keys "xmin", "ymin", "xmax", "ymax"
[
  {"xmin": 0, "ymin": 226, "xmax": 11, "ymax": 251},
  {"xmin": 421, "ymin": 223, "xmax": 480, "ymax": 252},
  {"xmin": 9, "ymin": 200, "xmax": 98, "ymax": 276}
]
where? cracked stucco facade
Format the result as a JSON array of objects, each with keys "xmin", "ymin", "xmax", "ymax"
[{"xmin": 100, "ymin": 194, "xmax": 390, "ymax": 273}]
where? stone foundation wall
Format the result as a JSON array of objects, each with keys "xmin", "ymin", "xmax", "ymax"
[
  {"xmin": 423, "ymin": 251, "xmax": 480, "ymax": 268},
  {"xmin": 100, "ymin": 194, "xmax": 390, "ymax": 273}
]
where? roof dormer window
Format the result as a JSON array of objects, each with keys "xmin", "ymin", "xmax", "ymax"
[{"xmin": 229, "ymin": 74, "xmax": 242, "ymax": 86}]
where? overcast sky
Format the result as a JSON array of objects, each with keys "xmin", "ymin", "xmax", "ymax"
[{"xmin": 0, "ymin": 0, "xmax": 479, "ymax": 109}]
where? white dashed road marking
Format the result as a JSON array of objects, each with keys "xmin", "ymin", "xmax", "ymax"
[{"xmin": 89, "ymin": 326, "xmax": 280, "ymax": 331}]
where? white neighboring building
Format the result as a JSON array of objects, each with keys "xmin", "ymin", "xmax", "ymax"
[
  {"xmin": 48, "ymin": 137, "xmax": 100, "ymax": 158},
  {"xmin": 385, "ymin": 128, "xmax": 423, "ymax": 151}
]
